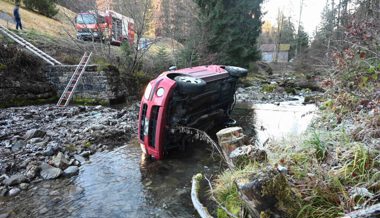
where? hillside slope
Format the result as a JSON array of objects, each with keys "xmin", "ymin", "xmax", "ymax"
[
  {"xmin": 0, "ymin": 0, "xmax": 76, "ymax": 37},
  {"xmin": 0, "ymin": 0, "xmax": 123, "ymax": 65}
]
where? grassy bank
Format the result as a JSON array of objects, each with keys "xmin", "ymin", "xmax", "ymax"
[{"xmin": 213, "ymin": 111, "xmax": 379, "ymax": 217}]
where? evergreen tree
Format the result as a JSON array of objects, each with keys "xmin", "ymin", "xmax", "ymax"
[
  {"xmin": 194, "ymin": 0, "xmax": 263, "ymax": 67},
  {"xmin": 23, "ymin": 0, "xmax": 58, "ymax": 18}
]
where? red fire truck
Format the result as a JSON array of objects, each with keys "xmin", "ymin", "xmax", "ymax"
[{"xmin": 75, "ymin": 10, "xmax": 134, "ymax": 46}]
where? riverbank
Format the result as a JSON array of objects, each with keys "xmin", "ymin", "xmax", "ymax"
[
  {"xmin": 211, "ymin": 92, "xmax": 380, "ymax": 217},
  {"xmin": 0, "ymin": 104, "xmax": 138, "ymax": 200}
]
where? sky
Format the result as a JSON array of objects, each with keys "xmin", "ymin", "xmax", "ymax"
[{"xmin": 262, "ymin": 0, "xmax": 326, "ymax": 37}]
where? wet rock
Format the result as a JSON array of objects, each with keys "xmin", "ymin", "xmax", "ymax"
[
  {"xmin": 49, "ymin": 190, "xmax": 60, "ymax": 196},
  {"xmin": 0, "ymin": 174, "xmax": 9, "ymax": 182},
  {"xmin": 43, "ymin": 141, "xmax": 60, "ymax": 156},
  {"xmin": 23, "ymin": 129, "xmax": 46, "ymax": 141},
  {"xmin": 0, "ymin": 140, "xmax": 10, "ymax": 148},
  {"xmin": 51, "ymin": 152, "xmax": 69, "ymax": 169},
  {"xmin": 8, "ymin": 187, "xmax": 21, "ymax": 196},
  {"xmin": 20, "ymin": 158, "xmax": 31, "ymax": 169},
  {"xmin": 39, "ymin": 207, "xmax": 49, "ymax": 215},
  {"xmin": 0, "ymin": 213, "xmax": 10, "ymax": 218},
  {"xmin": 52, "ymin": 197, "xmax": 62, "ymax": 204},
  {"xmin": 26, "ymin": 163, "xmax": 40, "ymax": 179},
  {"xmin": 11, "ymin": 141, "xmax": 26, "ymax": 152},
  {"xmin": 28, "ymin": 137, "xmax": 44, "ymax": 144},
  {"xmin": 19, "ymin": 183, "xmax": 29, "ymax": 190},
  {"xmin": 0, "ymin": 186, "xmax": 7, "ymax": 197},
  {"xmin": 3, "ymin": 173, "xmax": 28, "ymax": 186},
  {"xmin": 80, "ymin": 151, "xmax": 91, "ymax": 158},
  {"xmin": 63, "ymin": 166, "xmax": 79, "ymax": 177},
  {"xmin": 40, "ymin": 163, "xmax": 62, "ymax": 180},
  {"xmin": 229, "ymin": 145, "xmax": 267, "ymax": 166},
  {"xmin": 35, "ymin": 141, "xmax": 48, "ymax": 148}
]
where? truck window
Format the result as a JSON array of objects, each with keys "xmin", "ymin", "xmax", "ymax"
[
  {"xmin": 97, "ymin": 16, "xmax": 106, "ymax": 24},
  {"xmin": 76, "ymin": 14, "xmax": 97, "ymax": 24}
]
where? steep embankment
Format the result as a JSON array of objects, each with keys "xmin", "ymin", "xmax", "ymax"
[
  {"xmin": 0, "ymin": 0, "xmax": 122, "ymax": 64},
  {"xmin": 0, "ymin": 45, "xmax": 56, "ymax": 107},
  {"xmin": 0, "ymin": 0, "xmax": 75, "ymax": 38}
]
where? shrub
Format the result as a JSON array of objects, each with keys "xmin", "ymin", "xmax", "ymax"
[{"xmin": 23, "ymin": 0, "xmax": 58, "ymax": 18}]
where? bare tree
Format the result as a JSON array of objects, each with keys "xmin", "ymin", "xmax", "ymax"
[{"xmin": 114, "ymin": 0, "xmax": 154, "ymax": 73}]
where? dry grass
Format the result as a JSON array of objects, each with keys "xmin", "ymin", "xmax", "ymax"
[{"xmin": 0, "ymin": 0, "xmax": 75, "ymax": 38}]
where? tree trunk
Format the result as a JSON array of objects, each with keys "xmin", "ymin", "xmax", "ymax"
[{"xmin": 191, "ymin": 174, "xmax": 213, "ymax": 218}]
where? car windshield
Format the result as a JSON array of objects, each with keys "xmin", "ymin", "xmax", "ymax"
[{"xmin": 76, "ymin": 14, "xmax": 97, "ymax": 24}]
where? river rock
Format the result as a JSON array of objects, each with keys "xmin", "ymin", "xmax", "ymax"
[
  {"xmin": 229, "ymin": 145, "xmax": 267, "ymax": 166},
  {"xmin": 28, "ymin": 137, "xmax": 44, "ymax": 144},
  {"xmin": 63, "ymin": 166, "xmax": 79, "ymax": 177},
  {"xmin": 0, "ymin": 186, "xmax": 7, "ymax": 197},
  {"xmin": 0, "ymin": 174, "xmax": 9, "ymax": 182},
  {"xmin": 3, "ymin": 173, "xmax": 28, "ymax": 186},
  {"xmin": 19, "ymin": 183, "xmax": 29, "ymax": 190},
  {"xmin": 43, "ymin": 141, "xmax": 59, "ymax": 156},
  {"xmin": 23, "ymin": 129, "xmax": 46, "ymax": 140},
  {"xmin": 40, "ymin": 163, "xmax": 62, "ymax": 180},
  {"xmin": 8, "ymin": 187, "xmax": 21, "ymax": 196},
  {"xmin": 80, "ymin": 151, "xmax": 91, "ymax": 158},
  {"xmin": 11, "ymin": 141, "xmax": 26, "ymax": 152},
  {"xmin": 26, "ymin": 163, "xmax": 40, "ymax": 179},
  {"xmin": 39, "ymin": 207, "xmax": 49, "ymax": 215},
  {"xmin": 51, "ymin": 152, "xmax": 69, "ymax": 169}
]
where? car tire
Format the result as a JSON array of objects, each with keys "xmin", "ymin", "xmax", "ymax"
[
  {"xmin": 174, "ymin": 76, "xmax": 206, "ymax": 94},
  {"xmin": 225, "ymin": 66, "xmax": 248, "ymax": 78}
]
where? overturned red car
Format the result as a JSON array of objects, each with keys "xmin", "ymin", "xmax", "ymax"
[{"xmin": 138, "ymin": 65, "xmax": 247, "ymax": 160}]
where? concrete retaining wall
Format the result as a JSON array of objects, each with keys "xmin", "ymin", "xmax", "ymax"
[{"xmin": 43, "ymin": 65, "xmax": 127, "ymax": 104}]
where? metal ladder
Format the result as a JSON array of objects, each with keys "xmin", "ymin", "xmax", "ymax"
[
  {"xmin": 0, "ymin": 25, "xmax": 62, "ymax": 66},
  {"xmin": 57, "ymin": 52, "xmax": 92, "ymax": 107}
]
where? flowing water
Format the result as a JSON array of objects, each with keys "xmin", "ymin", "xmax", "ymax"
[{"xmin": 0, "ymin": 100, "xmax": 317, "ymax": 218}]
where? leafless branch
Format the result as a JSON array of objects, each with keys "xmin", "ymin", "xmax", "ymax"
[{"xmin": 204, "ymin": 176, "xmax": 239, "ymax": 218}]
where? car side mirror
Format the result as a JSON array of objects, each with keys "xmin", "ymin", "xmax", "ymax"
[{"xmin": 169, "ymin": 66, "xmax": 177, "ymax": 71}]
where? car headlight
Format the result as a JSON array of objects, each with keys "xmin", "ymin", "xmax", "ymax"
[
  {"xmin": 156, "ymin": 88, "xmax": 165, "ymax": 97},
  {"xmin": 144, "ymin": 83, "xmax": 152, "ymax": 100},
  {"xmin": 143, "ymin": 118, "xmax": 149, "ymax": 136}
]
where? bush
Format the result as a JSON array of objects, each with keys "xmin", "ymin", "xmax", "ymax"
[{"xmin": 23, "ymin": 0, "xmax": 58, "ymax": 18}]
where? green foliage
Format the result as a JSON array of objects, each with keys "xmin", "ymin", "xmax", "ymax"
[
  {"xmin": 127, "ymin": 71, "xmax": 155, "ymax": 96},
  {"xmin": 194, "ymin": 0, "xmax": 263, "ymax": 67},
  {"xmin": 72, "ymin": 97, "xmax": 109, "ymax": 106},
  {"xmin": 83, "ymin": 141, "xmax": 92, "ymax": 149},
  {"xmin": 214, "ymin": 170, "xmax": 245, "ymax": 218},
  {"xmin": 177, "ymin": 45, "xmax": 200, "ymax": 68},
  {"xmin": 305, "ymin": 131, "xmax": 327, "ymax": 162},
  {"xmin": 0, "ymin": 63, "xmax": 7, "ymax": 71},
  {"xmin": 261, "ymin": 83, "xmax": 277, "ymax": 93},
  {"xmin": 154, "ymin": 47, "xmax": 173, "ymax": 73},
  {"xmin": 23, "ymin": 0, "xmax": 58, "ymax": 18},
  {"xmin": 65, "ymin": 144, "xmax": 76, "ymax": 153}
]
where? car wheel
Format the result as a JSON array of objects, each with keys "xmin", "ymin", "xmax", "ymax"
[
  {"xmin": 174, "ymin": 76, "xmax": 206, "ymax": 94},
  {"xmin": 225, "ymin": 66, "xmax": 248, "ymax": 78}
]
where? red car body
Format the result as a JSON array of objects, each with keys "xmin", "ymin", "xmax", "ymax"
[{"xmin": 138, "ymin": 65, "xmax": 247, "ymax": 160}]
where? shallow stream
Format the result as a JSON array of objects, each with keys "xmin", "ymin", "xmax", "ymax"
[{"xmin": 0, "ymin": 100, "xmax": 317, "ymax": 218}]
